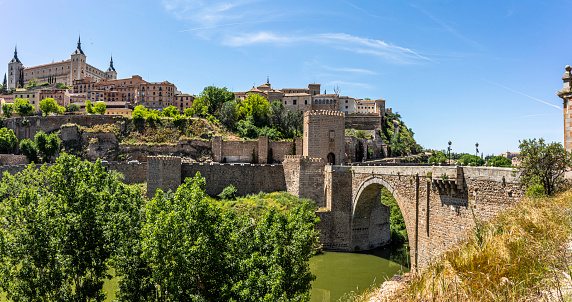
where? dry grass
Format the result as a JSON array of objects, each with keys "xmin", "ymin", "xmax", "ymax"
[{"xmin": 362, "ymin": 190, "xmax": 572, "ymax": 302}]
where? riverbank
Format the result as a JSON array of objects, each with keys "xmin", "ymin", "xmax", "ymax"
[{"xmin": 360, "ymin": 190, "xmax": 572, "ymax": 301}]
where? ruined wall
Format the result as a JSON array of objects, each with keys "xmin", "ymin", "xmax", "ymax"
[
  {"xmin": 344, "ymin": 114, "xmax": 382, "ymax": 130},
  {"xmin": 4, "ymin": 115, "xmax": 121, "ymax": 142},
  {"xmin": 181, "ymin": 162, "xmax": 286, "ymax": 196},
  {"xmin": 0, "ymin": 154, "xmax": 28, "ymax": 165},
  {"xmin": 212, "ymin": 136, "xmax": 298, "ymax": 164}
]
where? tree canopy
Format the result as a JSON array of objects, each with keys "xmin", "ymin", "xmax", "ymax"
[
  {"xmin": 518, "ymin": 138, "xmax": 572, "ymax": 196},
  {"xmin": 486, "ymin": 155, "xmax": 512, "ymax": 167},
  {"xmin": 39, "ymin": 98, "xmax": 65, "ymax": 116},
  {"xmin": 14, "ymin": 98, "xmax": 34, "ymax": 116},
  {"xmin": 93, "ymin": 102, "xmax": 107, "ymax": 115},
  {"xmin": 2, "ymin": 103, "xmax": 14, "ymax": 118},
  {"xmin": 0, "ymin": 127, "xmax": 17, "ymax": 153},
  {"xmin": 193, "ymin": 86, "xmax": 235, "ymax": 117}
]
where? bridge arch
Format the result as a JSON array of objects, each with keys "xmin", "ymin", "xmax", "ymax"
[{"xmin": 351, "ymin": 176, "xmax": 412, "ymax": 252}]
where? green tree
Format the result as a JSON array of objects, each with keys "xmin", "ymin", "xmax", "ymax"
[
  {"xmin": 132, "ymin": 173, "xmax": 319, "ymax": 301},
  {"xmin": 55, "ymin": 82, "xmax": 71, "ymax": 89},
  {"xmin": 486, "ymin": 155, "xmax": 512, "ymax": 167},
  {"xmin": 458, "ymin": 154, "xmax": 485, "ymax": 166},
  {"xmin": 86, "ymin": 100, "xmax": 95, "ymax": 114},
  {"xmin": 2, "ymin": 103, "xmax": 14, "ymax": 118},
  {"xmin": 39, "ymin": 98, "xmax": 61, "ymax": 116},
  {"xmin": 162, "ymin": 105, "xmax": 179, "ymax": 117},
  {"xmin": 0, "ymin": 154, "xmax": 145, "ymax": 301},
  {"xmin": 19, "ymin": 139, "xmax": 38, "ymax": 163},
  {"xmin": 25, "ymin": 78, "xmax": 38, "ymax": 89},
  {"xmin": 14, "ymin": 98, "xmax": 35, "ymax": 116},
  {"xmin": 518, "ymin": 138, "xmax": 572, "ymax": 196},
  {"xmin": 67, "ymin": 103, "xmax": 80, "ymax": 112},
  {"xmin": 218, "ymin": 100, "xmax": 239, "ymax": 130},
  {"xmin": 93, "ymin": 102, "xmax": 107, "ymax": 114},
  {"xmin": 0, "ymin": 127, "xmax": 17, "ymax": 153},
  {"xmin": 191, "ymin": 96, "xmax": 208, "ymax": 117},
  {"xmin": 239, "ymin": 93, "xmax": 269, "ymax": 126},
  {"xmin": 183, "ymin": 107, "xmax": 195, "ymax": 117},
  {"xmin": 34, "ymin": 131, "xmax": 60, "ymax": 162},
  {"xmin": 194, "ymin": 86, "xmax": 235, "ymax": 117}
]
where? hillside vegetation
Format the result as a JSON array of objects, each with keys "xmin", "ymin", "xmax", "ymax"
[{"xmin": 381, "ymin": 112, "xmax": 422, "ymax": 156}]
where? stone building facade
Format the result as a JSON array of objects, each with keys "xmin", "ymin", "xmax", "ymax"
[
  {"xmin": 303, "ymin": 110, "xmax": 345, "ymax": 165},
  {"xmin": 7, "ymin": 37, "xmax": 115, "ymax": 89}
]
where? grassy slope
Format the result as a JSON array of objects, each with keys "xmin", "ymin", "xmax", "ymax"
[{"xmin": 361, "ymin": 190, "xmax": 572, "ymax": 302}]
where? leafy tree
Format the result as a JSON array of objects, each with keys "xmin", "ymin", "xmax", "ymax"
[
  {"xmin": 162, "ymin": 105, "xmax": 179, "ymax": 117},
  {"xmin": 191, "ymin": 96, "xmax": 208, "ymax": 117},
  {"xmin": 14, "ymin": 98, "xmax": 35, "ymax": 116},
  {"xmin": 0, "ymin": 154, "xmax": 144, "ymax": 301},
  {"xmin": 194, "ymin": 86, "xmax": 235, "ymax": 117},
  {"xmin": 0, "ymin": 127, "xmax": 17, "ymax": 153},
  {"xmin": 93, "ymin": 102, "xmax": 107, "ymax": 114},
  {"xmin": 183, "ymin": 107, "xmax": 195, "ymax": 117},
  {"xmin": 67, "ymin": 103, "xmax": 80, "ymax": 112},
  {"xmin": 458, "ymin": 154, "xmax": 485, "ymax": 166},
  {"xmin": 518, "ymin": 138, "xmax": 572, "ymax": 196},
  {"xmin": 0, "ymin": 74, "xmax": 7, "ymax": 94},
  {"xmin": 86, "ymin": 100, "xmax": 95, "ymax": 114},
  {"xmin": 34, "ymin": 130, "xmax": 60, "ymax": 162},
  {"xmin": 285, "ymin": 109, "xmax": 303, "ymax": 137},
  {"xmin": 236, "ymin": 117, "xmax": 260, "ymax": 139},
  {"xmin": 39, "ymin": 98, "xmax": 61, "ymax": 116},
  {"xmin": 55, "ymin": 82, "xmax": 70, "ymax": 89},
  {"xmin": 218, "ymin": 100, "xmax": 239, "ymax": 130},
  {"xmin": 2, "ymin": 103, "xmax": 14, "ymax": 118},
  {"xmin": 238, "ymin": 93, "xmax": 269, "ymax": 126},
  {"xmin": 218, "ymin": 184, "xmax": 237, "ymax": 200},
  {"xmin": 134, "ymin": 173, "xmax": 318, "ymax": 301},
  {"xmin": 270, "ymin": 101, "xmax": 287, "ymax": 130},
  {"xmin": 19, "ymin": 139, "xmax": 38, "ymax": 163},
  {"xmin": 132, "ymin": 105, "xmax": 148, "ymax": 120},
  {"xmin": 25, "ymin": 78, "xmax": 38, "ymax": 89},
  {"xmin": 486, "ymin": 155, "xmax": 512, "ymax": 167}
]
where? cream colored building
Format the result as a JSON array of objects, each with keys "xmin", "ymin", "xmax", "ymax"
[
  {"xmin": 13, "ymin": 88, "xmax": 40, "ymax": 113},
  {"xmin": 7, "ymin": 37, "xmax": 116, "ymax": 89}
]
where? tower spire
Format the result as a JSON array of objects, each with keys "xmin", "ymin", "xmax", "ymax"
[
  {"xmin": 10, "ymin": 45, "xmax": 21, "ymax": 64},
  {"xmin": 72, "ymin": 35, "xmax": 85, "ymax": 55}
]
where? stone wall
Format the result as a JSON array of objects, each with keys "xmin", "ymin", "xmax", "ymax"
[
  {"xmin": 4, "ymin": 115, "xmax": 121, "ymax": 142},
  {"xmin": 102, "ymin": 161, "xmax": 147, "ymax": 184},
  {"xmin": 181, "ymin": 162, "xmax": 286, "ymax": 197},
  {"xmin": 0, "ymin": 154, "xmax": 28, "ymax": 165},
  {"xmin": 345, "ymin": 114, "xmax": 382, "ymax": 130},
  {"xmin": 283, "ymin": 155, "xmax": 326, "ymax": 207},
  {"xmin": 303, "ymin": 110, "xmax": 345, "ymax": 164},
  {"xmin": 212, "ymin": 136, "xmax": 299, "ymax": 164},
  {"xmin": 147, "ymin": 156, "xmax": 182, "ymax": 198}
]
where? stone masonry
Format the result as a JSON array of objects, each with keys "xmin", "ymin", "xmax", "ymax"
[
  {"xmin": 303, "ymin": 110, "xmax": 345, "ymax": 165},
  {"xmin": 147, "ymin": 156, "xmax": 181, "ymax": 198}
]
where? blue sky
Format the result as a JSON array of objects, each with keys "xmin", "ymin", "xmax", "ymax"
[{"xmin": 1, "ymin": 0, "xmax": 570, "ymax": 155}]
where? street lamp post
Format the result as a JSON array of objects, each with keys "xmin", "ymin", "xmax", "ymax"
[
  {"xmin": 447, "ymin": 140, "xmax": 452, "ymax": 165},
  {"xmin": 475, "ymin": 142, "xmax": 479, "ymax": 158}
]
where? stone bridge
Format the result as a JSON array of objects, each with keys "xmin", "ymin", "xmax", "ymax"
[{"xmin": 287, "ymin": 160, "xmax": 524, "ymax": 270}]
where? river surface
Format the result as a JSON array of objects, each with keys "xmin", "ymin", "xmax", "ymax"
[{"xmin": 310, "ymin": 243, "xmax": 410, "ymax": 302}]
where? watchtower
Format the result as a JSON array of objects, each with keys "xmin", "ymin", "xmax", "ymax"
[
  {"xmin": 303, "ymin": 110, "xmax": 345, "ymax": 165},
  {"xmin": 147, "ymin": 156, "xmax": 182, "ymax": 198}
]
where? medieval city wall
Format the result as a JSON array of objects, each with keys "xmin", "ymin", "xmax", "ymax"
[
  {"xmin": 181, "ymin": 162, "xmax": 286, "ymax": 197},
  {"xmin": 344, "ymin": 114, "xmax": 383, "ymax": 130}
]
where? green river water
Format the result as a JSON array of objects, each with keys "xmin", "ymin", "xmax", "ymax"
[{"xmin": 2, "ymin": 244, "xmax": 409, "ymax": 302}]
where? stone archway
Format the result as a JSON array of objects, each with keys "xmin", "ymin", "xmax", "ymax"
[
  {"xmin": 351, "ymin": 177, "xmax": 411, "ymax": 252},
  {"xmin": 327, "ymin": 152, "xmax": 335, "ymax": 165}
]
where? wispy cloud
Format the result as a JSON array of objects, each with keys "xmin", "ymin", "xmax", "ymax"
[
  {"xmin": 410, "ymin": 4, "xmax": 484, "ymax": 51},
  {"xmin": 341, "ymin": 1, "xmax": 381, "ymax": 19},
  {"xmin": 482, "ymin": 79, "xmax": 561, "ymax": 110},
  {"xmin": 321, "ymin": 65, "xmax": 377, "ymax": 75},
  {"xmin": 224, "ymin": 32, "xmax": 434, "ymax": 64},
  {"xmin": 162, "ymin": 0, "xmax": 263, "ymax": 27},
  {"xmin": 180, "ymin": 20, "xmax": 268, "ymax": 32},
  {"xmin": 511, "ymin": 113, "xmax": 559, "ymax": 119}
]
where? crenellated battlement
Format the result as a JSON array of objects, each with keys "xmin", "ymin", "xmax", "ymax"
[{"xmin": 304, "ymin": 110, "xmax": 345, "ymax": 117}]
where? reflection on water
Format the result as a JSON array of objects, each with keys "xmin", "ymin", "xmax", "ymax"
[{"xmin": 309, "ymin": 243, "xmax": 409, "ymax": 302}]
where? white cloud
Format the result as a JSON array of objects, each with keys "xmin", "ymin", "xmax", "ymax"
[
  {"xmin": 322, "ymin": 65, "xmax": 377, "ymax": 75},
  {"xmin": 325, "ymin": 80, "xmax": 373, "ymax": 90},
  {"xmin": 223, "ymin": 31, "xmax": 433, "ymax": 64},
  {"xmin": 162, "ymin": 0, "xmax": 262, "ymax": 27}
]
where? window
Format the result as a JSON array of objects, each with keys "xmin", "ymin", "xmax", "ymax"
[{"xmin": 293, "ymin": 100, "xmax": 297, "ymax": 105}]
